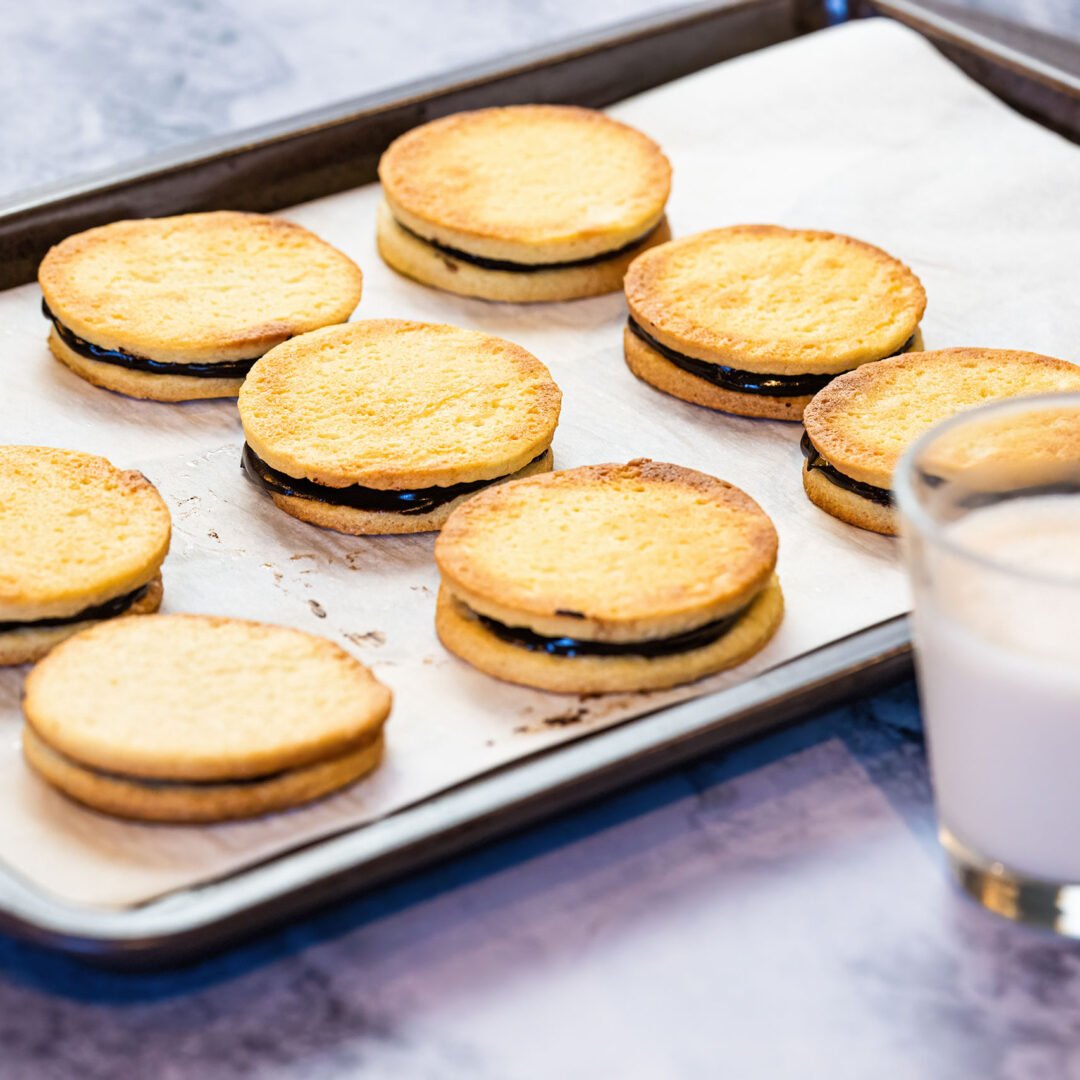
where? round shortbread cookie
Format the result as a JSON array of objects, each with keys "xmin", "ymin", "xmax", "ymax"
[
  {"xmin": 435, "ymin": 575, "xmax": 783, "ymax": 694},
  {"xmin": 39, "ymin": 211, "xmax": 363, "ymax": 400},
  {"xmin": 23, "ymin": 725, "xmax": 384, "ymax": 823},
  {"xmin": 377, "ymin": 201, "xmax": 671, "ymax": 303},
  {"xmin": 378, "ymin": 105, "xmax": 672, "ymax": 265},
  {"xmin": 0, "ymin": 573, "xmax": 162, "ymax": 667},
  {"xmin": 266, "ymin": 449, "xmax": 554, "ymax": 536},
  {"xmin": 23, "ymin": 614, "xmax": 393, "ymax": 782},
  {"xmin": 625, "ymin": 226, "xmax": 926, "ymax": 377},
  {"xmin": 803, "ymin": 348, "xmax": 1080, "ymax": 490},
  {"xmin": 0, "ymin": 446, "xmax": 170, "ymax": 626},
  {"xmin": 435, "ymin": 460, "xmax": 779, "ymax": 645},
  {"xmin": 239, "ymin": 319, "xmax": 561, "ymax": 495}
]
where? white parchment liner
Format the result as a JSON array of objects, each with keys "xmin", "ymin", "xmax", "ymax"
[{"xmin": 0, "ymin": 21, "xmax": 1076, "ymax": 907}]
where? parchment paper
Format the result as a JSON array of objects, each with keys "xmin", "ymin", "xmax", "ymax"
[{"xmin": 1, "ymin": 20, "xmax": 1077, "ymax": 909}]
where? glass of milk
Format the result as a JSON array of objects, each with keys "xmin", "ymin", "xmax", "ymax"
[{"xmin": 895, "ymin": 392, "xmax": 1080, "ymax": 934}]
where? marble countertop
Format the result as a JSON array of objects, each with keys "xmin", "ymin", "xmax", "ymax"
[
  {"xmin": 4, "ymin": 3, "xmax": 1080, "ymax": 1077},
  {"xmin": 7, "ymin": 683, "xmax": 1080, "ymax": 1079}
]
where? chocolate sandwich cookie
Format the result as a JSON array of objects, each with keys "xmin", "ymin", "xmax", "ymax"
[
  {"xmin": 239, "ymin": 319, "xmax": 562, "ymax": 534},
  {"xmin": 801, "ymin": 348, "xmax": 1080, "ymax": 535},
  {"xmin": 376, "ymin": 105, "xmax": 672, "ymax": 302},
  {"xmin": 39, "ymin": 211, "xmax": 363, "ymax": 402},
  {"xmin": 22, "ymin": 614, "xmax": 392, "ymax": 823},
  {"xmin": 624, "ymin": 225, "xmax": 926, "ymax": 420},
  {"xmin": 435, "ymin": 460, "xmax": 783, "ymax": 694},
  {"xmin": 0, "ymin": 446, "xmax": 170, "ymax": 665}
]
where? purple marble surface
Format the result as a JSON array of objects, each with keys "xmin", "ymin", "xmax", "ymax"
[{"xmin": 4, "ymin": 684, "xmax": 1080, "ymax": 1078}]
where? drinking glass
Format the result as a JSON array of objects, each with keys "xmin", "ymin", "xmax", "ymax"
[{"xmin": 894, "ymin": 392, "xmax": 1080, "ymax": 934}]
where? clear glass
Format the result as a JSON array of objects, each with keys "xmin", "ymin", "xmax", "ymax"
[{"xmin": 894, "ymin": 392, "xmax": 1080, "ymax": 935}]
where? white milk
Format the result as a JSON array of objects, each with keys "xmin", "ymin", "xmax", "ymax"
[{"xmin": 913, "ymin": 495, "xmax": 1080, "ymax": 882}]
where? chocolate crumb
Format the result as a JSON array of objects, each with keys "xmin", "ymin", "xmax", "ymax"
[{"xmin": 543, "ymin": 708, "xmax": 588, "ymax": 728}]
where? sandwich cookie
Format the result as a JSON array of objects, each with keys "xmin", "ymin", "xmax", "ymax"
[
  {"xmin": 0, "ymin": 446, "xmax": 170, "ymax": 666},
  {"xmin": 39, "ymin": 211, "xmax": 363, "ymax": 401},
  {"xmin": 22, "ymin": 614, "xmax": 392, "ymax": 823},
  {"xmin": 624, "ymin": 225, "xmax": 926, "ymax": 420},
  {"xmin": 435, "ymin": 460, "xmax": 783, "ymax": 694},
  {"xmin": 801, "ymin": 348, "xmax": 1080, "ymax": 535},
  {"xmin": 377, "ymin": 105, "xmax": 672, "ymax": 302},
  {"xmin": 239, "ymin": 319, "xmax": 562, "ymax": 534}
]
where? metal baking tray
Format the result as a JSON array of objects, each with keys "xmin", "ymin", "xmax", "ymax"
[{"xmin": 0, "ymin": 0, "xmax": 1074, "ymax": 966}]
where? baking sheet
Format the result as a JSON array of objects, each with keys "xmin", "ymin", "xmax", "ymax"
[{"xmin": 0, "ymin": 19, "xmax": 1076, "ymax": 909}]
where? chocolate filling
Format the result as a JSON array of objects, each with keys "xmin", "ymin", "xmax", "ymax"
[
  {"xmin": 0, "ymin": 582, "xmax": 151, "ymax": 635},
  {"xmin": 396, "ymin": 219, "xmax": 657, "ymax": 273},
  {"xmin": 800, "ymin": 431, "xmax": 893, "ymax": 507},
  {"xmin": 473, "ymin": 604, "xmax": 750, "ymax": 659},
  {"xmin": 243, "ymin": 443, "xmax": 547, "ymax": 516},
  {"xmin": 628, "ymin": 317, "xmax": 916, "ymax": 398},
  {"xmin": 43, "ymin": 300, "xmax": 258, "ymax": 379}
]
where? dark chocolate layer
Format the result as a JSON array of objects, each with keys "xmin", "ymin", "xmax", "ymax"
[
  {"xmin": 629, "ymin": 317, "xmax": 916, "ymax": 398},
  {"xmin": 43, "ymin": 301, "xmax": 258, "ymax": 379},
  {"xmin": 800, "ymin": 431, "xmax": 893, "ymax": 507},
  {"xmin": 0, "ymin": 582, "xmax": 151, "ymax": 635},
  {"xmin": 242, "ymin": 443, "xmax": 547, "ymax": 516},
  {"xmin": 396, "ymin": 219, "xmax": 657, "ymax": 274},
  {"xmin": 473, "ymin": 604, "xmax": 749, "ymax": 659}
]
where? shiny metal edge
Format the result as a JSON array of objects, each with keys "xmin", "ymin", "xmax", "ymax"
[
  {"xmin": 868, "ymin": 0, "xmax": 1079, "ymax": 94},
  {"xmin": 0, "ymin": 616, "xmax": 911, "ymax": 964}
]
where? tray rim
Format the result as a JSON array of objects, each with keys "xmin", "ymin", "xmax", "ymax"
[
  {"xmin": 0, "ymin": 616, "xmax": 911, "ymax": 962},
  {"xmin": 0, "ymin": 0, "xmax": 1075, "ymax": 964}
]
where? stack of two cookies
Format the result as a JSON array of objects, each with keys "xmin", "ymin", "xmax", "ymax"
[
  {"xmin": 376, "ymin": 104, "xmax": 672, "ymax": 303},
  {"xmin": 23, "ymin": 615, "xmax": 392, "ymax": 822},
  {"xmin": 624, "ymin": 224, "xmax": 927, "ymax": 421},
  {"xmin": 39, "ymin": 210, "xmax": 364, "ymax": 402},
  {"xmin": 801, "ymin": 348, "xmax": 1080, "ymax": 535},
  {"xmin": 238, "ymin": 319, "xmax": 562, "ymax": 534},
  {"xmin": 0, "ymin": 446, "xmax": 170, "ymax": 667},
  {"xmin": 434, "ymin": 460, "xmax": 784, "ymax": 693}
]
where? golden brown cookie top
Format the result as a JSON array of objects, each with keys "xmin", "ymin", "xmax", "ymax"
[
  {"xmin": 23, "ymin": 614, "xmax": 392, "ymax": 781},
  {"xmin": 239, "ymin": 319, "xmax": 561, "ymax": 489},
  {"xmin": 39, "ymin": 211, "xmax": 363, "ymax": 364},
  {"xmin": 0, "ymin": 446, "xmax": 170, "ymax": 622},
  {"xmin": 378, "ymin": 105, "xmax": 671, "ymax": 262},
  {"xmin": 803, "ymin": 348, "xmax": 1080, "ymax": 488},
  {"xmin": 626, "ymin": 225, "xmax": 926, "ymax": 375},
  {"xmin": 435, "ymin": 460, "xmax": 778, "ymax": 642}
]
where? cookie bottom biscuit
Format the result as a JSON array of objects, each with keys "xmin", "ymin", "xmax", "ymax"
[
  {"xmin": 376, "ymin": 201, "xmax": 671, "ymax": 303},
  {"xmin": 23, "ymin": 725, "xmax": 384, "ymax": 823},
  {"xmin": 268, "ymin": 449, "xmax": 554, "ymax": 535},
  {"xmin": 625, "ymin": 326, "xmax": 925, "ymax": 422},
  {"xmin": 802, "ymin": 463, "xmax": 897, "ymax": 535},
  {"xmin": 435, "ymin": 574, "xmax": 784, "ymax": 694},
  {"xmin": 623, "ymin": 326, "xmax": 810, "ymax": 420},
  {"xmin": 0, "ymin": 574, "xmax": 163, "ymax": 667},
  {"xmin": 49, "ymin": 327, "xmax": 246, "ymax": 402}
]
